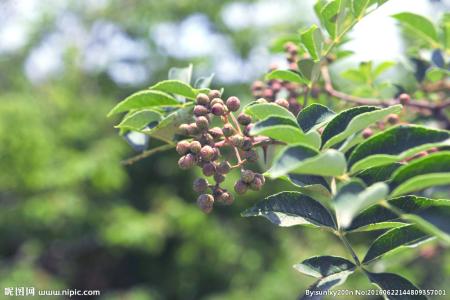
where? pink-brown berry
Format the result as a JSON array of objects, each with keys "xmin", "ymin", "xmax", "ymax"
[
  {"xmin": 250, "ymin": 176, "xmax": 263, "ymax": 191},
  {"xmin": 194, "ymin": 105, "xmax": 209, "ymax": 117},
  {"xmin": 208, "ymin": 127, "xmax": 223, "ymax": 138},
  {"xmin": 202, "ymin": 162, "xmax": 216, "ymax": 176},
  {"xmin": 226, "ymin": 96, "xmax": 241, "ymax": 112},
  {"xmin": 196, "ymin": 116, "xmax": 209, "ymax": 130},
  {"xmin": 178, "ymin": 154, "xmax": 196, "ymax": 170},
  {"xmin": 208, "ymin": 90, "xmax": 222, "ymax": 100},
  {"xmin": 241, "ymin": 169, "xmax": 255, "ymax": 183},
  {"xmin": 275, "ymin": 98, "xmax": 289, "ymax": 109},
  {"xmin": 196, "ymin": 93, "xmax": 210, "ymax": 106},
  {"xmin": 216, "ymin": 161, "xmax": 231, "ymax": 175},
  {"xmin": 217, "ymin": 192, "xmax": 234, "ymax": 205},
  {"xmin": 237, "ymin": 113, "xmax": 252, "ymax": 125},
  {"xmin": 200, "ymin": 145, "xmax": 215, "ymax": 161},
  {"xmin": 386, "ymin": 114, "xmax": 399, "ymax": 125},
  {"xmin": 234, "ymin": 180, "xmax": 248, "ymax": 195},
  {"xmin": 399, "ymin": 93, "xmax": 411, "ymax": 105},
  {"xmin": 197, "ymin": 194, "xmax": 214, "ymax": 213},
  {"xmin": 244, "ymin": 150, "xmax": 258, "ymax": 162},
  {"xmin": 187, "ymin": 123, "xmax": 200, "ymax": 135},
  {"xmin": 189, "ymin": 141, "xmax": 202, "ymax": 154},
  {"xmin": 178, "ymin": 124, "xmax": 190, "ymax": 136},
  {"xmin": 193, "ymin": 178, "xmax": 209, "ymax": 193},
  {"xmin": 222, "ymin": 124, "xmax": 235, "ymax": 137},
  {"xmin": 213, "ymin": 173, "xmax": 225, "ymax": 183},
  {"xmin": 176, "ymin": 140, "xmax": 190, "ymax": 155},
  {"xmin": 362, "ymin": 128, "xmax": 373, "ymax": 139}
]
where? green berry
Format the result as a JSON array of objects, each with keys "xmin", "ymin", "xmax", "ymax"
[
  {"xmin": 197, "ymin": 194, "xmax": 214, "ymax": 213},
  {"xmin": 176, "ymin": 140, "xmax": 190, "ymax": 155},
  {"xmin": 193, "ymin": 178, "xmax": 209, "ymax": 193}
]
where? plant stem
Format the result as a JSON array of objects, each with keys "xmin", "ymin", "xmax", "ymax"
[
  {"xmin": 121, "ymin": 144, "xmax": 174, "ymax": 165},
  {"xmin": 337, "ymin": 231, "xmax": 361, "ymax": 266}
]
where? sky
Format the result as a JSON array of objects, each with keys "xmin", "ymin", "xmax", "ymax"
[{"xmin": 0, "ymin": 0, "xmax": 448, "ymax": 85}]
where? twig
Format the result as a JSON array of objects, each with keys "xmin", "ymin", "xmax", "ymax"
[
  {"xmin": 121, "ymin": 144, "xmax": 174, "ymax": 166},
  {"xmin": 321, "ymin": 65, "xmax": 450, "ymax": 111}
]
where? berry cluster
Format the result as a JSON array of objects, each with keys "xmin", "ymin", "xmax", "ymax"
[
  {"xmin": 176, "ymin": 90, "xmax": 265, "ymax": 213},
  {"xmin": 251, "ymin": 42, "xmax": 304, "ymax": 115}
]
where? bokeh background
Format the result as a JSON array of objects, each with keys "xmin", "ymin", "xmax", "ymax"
[{"xmin": 0, "ymin": 0, "xmax": 449, "ymax": 299}]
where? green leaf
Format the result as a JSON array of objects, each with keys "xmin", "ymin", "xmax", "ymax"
[
  {"xmin": 194, "ymin": 73, "xmax": 214, "ymax": 89},
  {"xmin": 373, "ymin": 61, "xmax": 396, "ymax": 79},
  {"xmin": 392, "ymin": 12, "xmax": 439, "ymax": 46},
  {"xmin": 300, "ymin": 24, "xmax": 323, "ymax": 62},
  {"xmin": 351, "ymin": 0, "xmax": 370, "ymax": 17},
  {"xmin": 168, "ymin": 64, "xmax": 193, "ymax": 84},
  {"xmin": 348, "ymin": 125, "xmax": 450, "ymax": 173},
  {"xmin": 297, "ymin": 103, "xmax": 336, "ymax": 133},
  {"xmin": 348, "ymin": 196, "xmax": 449, "ymax": 232},
  {"xmin": 362, "ymin": 225, "xmax": 430, "ymax": 264},
  {"xmin": 244, "ymin": 102, "xmax": 297, "ymax": 123},
  {"xmin": 287, "ymin": 174, "xmax": 330, "ymax": 191},
  {"xmin": 321, "ymin": 0, "xmax": 340, "ymax": 39},
  {"xmin": 389, "ymin": 152, "xmax": 450, "ymax": 197},
  {"xmin": 334, "ymin": 179, "xmax": 389, "ymax": 228},
  {"xmin": 142, "ymin": 104, "xmax": 194, "ymax": 144},
  {"xmin": 295, "ymin": 256, "xmax": 356, "ymax": 298},
  {"xmin": 265, "ymin": 69, "xmax": 308, "ymax": 84},
  {"xmin": 115, "ymin": 109, "xmax": 162, "ymax": 131},
  {"xmin": 321, "ymin": 105, "xmax": 402, "ymax": 149},
  {"xmin": 266, "ymin": 144, "xmax": 346, "ymax": 178},
  {"xmin": 250, "ymin": 116, "xmax": 321, "ymax": 148},
  {"xmin": 355, "ymin": 163, "xmax": 402, "ymax": 186},
  {"xmin": 341, "ymin": 69, "xmax": 366, "ymax": 84},
  {"xmin": 108, "ymin": 90, "xmax": 180, "ymax": 116},
  {"xmin": 241, "ymin": 191, "xmax": 336, "ymax": 229},
  {"xmin": 402, "ymin": 206, "xmax": 450, "ymax": 245},
  {"xmin": 366, "ymin": 271, "xmax": 427, "ymax": 300},
  {"xmin": 297, "ymin": 59, "xmax": 321, "ymax": 83},
  {"xmin": 149, "ymin": 80, "xmax": 196, "ymax": 100}
]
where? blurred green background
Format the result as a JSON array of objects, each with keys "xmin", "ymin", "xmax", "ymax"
[{"xmin": 0, "ymin": 0, "xmax": 449, "ymax": 299}]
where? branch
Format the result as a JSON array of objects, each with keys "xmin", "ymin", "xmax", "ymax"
[
  {"xmin": 121, "ymin": 144, "xmax": 174, "ymax": 166},
  {"xmin": 321, "ymin": 65, "xmax": 450, "ymax": 111}
]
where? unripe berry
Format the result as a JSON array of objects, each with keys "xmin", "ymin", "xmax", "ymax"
[
  {"xmin": 226, "ymin": 96, "xmax": 241, "ymax": 112},
  {"xmin": 217, "ymin": 192, "xmax": 234, "ymax": 205},
  {"xmin": 176, "ymin": 140, "xmax": 190, "ymax": 155},
  {"xmin": 243, "ymin": 124, "xmax": 254, "ymax": 136},
  {"xmin": 214, "ymin": 173, "xmax": 225, "ymax": 183},
  {"xmin": 399, "ymin": 93, "xmax": 410, "ymax": 105},
  {"xmin": 237, "ymin": 113, "xmax": 252, "ymax": 125},
  {"xmin": 189, "ymin": 141, "xmax": 202, "ymax": 154},
  {"xmin": 187, "ymin": 123, "xmax": 200, "ymax": 135},
  {"xmin": 196, "ymin": 93, "xmax": 210, "ymax": 106},
  {"xmin": 208, "ymin": 127, "xmax": 223, "ymax": 139},
  {"xmin": 250, "ymin": 176, "xmax": 263, "ymax": 191},
  {"xmin": 234, "ymin": 180, "xmax": 248, "ymax": 195},
  {"xmin": 241, "ymin": 169, "xmax": 255, "ymax": 183},
  {"xmin": 362, "ymin": 128, "xmax": 373, "ymax": 139},
  {"xmin": 202, "ymin": 162, "xmax": 216, "ymax": 176},
  {"xmin": 193, "ymin": 178, "xmax": 209, "ymax": 193},
  {"xmin": 178, "ymin": 153, "xmax": 196, "ymax": 170},
  {"xmin": 178, "ymin": 123, "xmax": 190, "ymax": 136},
  {"xmin": 244, "ymin": 150, "xmax": 258, "ymax": 162},
  {"xmin": 275, "ymin": 98, "xmax": 289, "ymax": 109},
  {"xmin": 386, "ymin": 114, "xmax": 399, "ymax": 125},
  {"xmin": 222, "ymin": 124, "xmax": 235, "ymax": 137},
  {"xmin": 211, "ymin": 103, "xmax": 225, "ymax": 116},
  {"xmin": 196, "ymin": 116, "xmax": 209, "ymax": 130},
  {"xmin": 241, "ymin": 138, "xmax": 253, "ymax": 151},
  {"xmin": 208, "ymin": 90, "xmax": 222, "ymax": 100},
  {"xmin": 193, "ymin": 105, "xmax": 209, "ymax": 117},
  {"xmin": 199, "ymin": 133, "xmax": 214, "ymax": 146},
  {"xmin": 197, "ymin": 194, "xmax": 214, "ymax": 213},
  {"xmin": 252, "ymin": 81, "xmax": 264, "ymax": 91},
  {"xmin": 216, "ymin": 161, "xmax": 231, "ymax": 175},
  {"xmin": 210, "ymin": 98, "xmax": 224, "ymax": 106},
  {"xmin": 230, "ymin": 134, "xmax": 244, "ymax": 148},
  {"xmin": 200, "ymin": 145, "xmax": 215, "ymax": 161}
]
